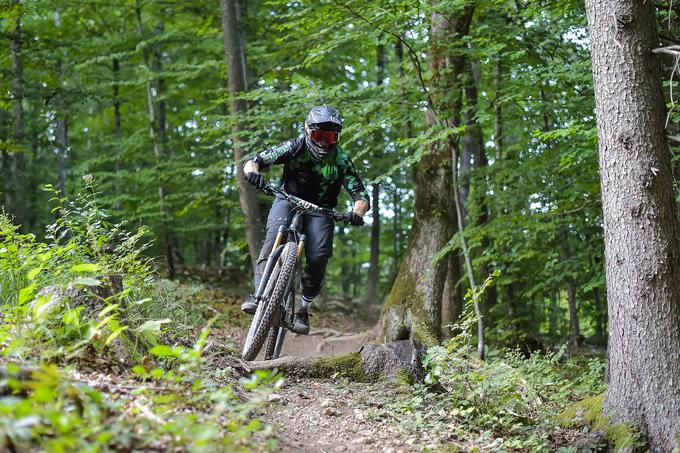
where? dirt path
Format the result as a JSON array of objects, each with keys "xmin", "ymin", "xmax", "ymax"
[
  {"xmin": 265, "ymin": 339, "xmax": 413, "ymax": 452},
  {"xmin": 257, "ymin": 316, "xmax": 423, "ymax": 453}
]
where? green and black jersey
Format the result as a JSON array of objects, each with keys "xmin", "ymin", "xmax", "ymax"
[{"xmin": 252, "ymin": 138, "xmax": 370, "ymax": 210}]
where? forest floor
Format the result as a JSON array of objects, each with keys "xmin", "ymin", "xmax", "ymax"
[
  {"xmin": 2, "ymin": 273, "xmax": 610, "ymax": 452},
  {"xmin": 230, "ymin": 303, "xmax": 460, "ymax": 452}
]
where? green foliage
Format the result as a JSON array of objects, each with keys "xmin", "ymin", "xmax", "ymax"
[
  {"xmin": 0, "ymin": 346, "xmax": 278, "ymax": 452},
  {"xmin": 0, "ymin": 185, "xmax": 278, "ymax": 450}
]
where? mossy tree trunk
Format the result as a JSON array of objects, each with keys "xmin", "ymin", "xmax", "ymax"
[
  {"xmin": 586, "ymin": 0, "xmax": 680, "ymax": 449},
  {"xmin": 376, "ymin": 4, "xmax": 473, "ymax": 345}
]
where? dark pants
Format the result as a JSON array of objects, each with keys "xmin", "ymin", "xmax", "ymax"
[{"xmin": 255, "ymin": 197, "xmax": 334, "ymax": 298}]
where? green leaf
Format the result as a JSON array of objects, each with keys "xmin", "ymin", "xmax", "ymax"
[
  {"xmin": 18, "ymin": 283, "xmax": 37, "ymax": 305},
  {"xmin": 137, "ymin": 319, "xmax": 172, "ymax": 333},
  {"xmin": 105, "ymin": 326, "xmax": 129, "ymax": 345},
  {"xmin": 74, "ymin": 277, "xmax": 101, "ymax": 287},
  {"xmin": 70, "ymin": 263, "xmax": 100, "ymax": 274},
  {"xmin": 27, "ymin": 267, "xmax": 42, "ymax": 280},
  {"xmin": 149, "ymin": 345, "xmax": 177, "ymax": 358}
]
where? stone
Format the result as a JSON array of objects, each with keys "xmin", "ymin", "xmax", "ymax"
[{"xmin": 359, "ymin": 339, "xmax": 426, "ymax": 383}]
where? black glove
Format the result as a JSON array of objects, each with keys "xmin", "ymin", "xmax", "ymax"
[
  {"xmin": 345, "ymin": 211, "xmax": 364, "ymax": 226},
  {"xmin": 245, "ymin": 171, "xmax": 265, "ymax": 189}
]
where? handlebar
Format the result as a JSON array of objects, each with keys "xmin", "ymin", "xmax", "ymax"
[{"xmin": 260, "ymin": 183, "xmax": 352, "ymax": 225}]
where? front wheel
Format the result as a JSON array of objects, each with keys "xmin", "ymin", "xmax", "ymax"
[{"xmin": 242, "ymin": 242, "xmax": 297, "ymax": 361}]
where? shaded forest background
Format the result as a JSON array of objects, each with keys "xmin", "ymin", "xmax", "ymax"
[{"xmin": 1, "ymin": 0, "xmax": 679, "ymax": 350}]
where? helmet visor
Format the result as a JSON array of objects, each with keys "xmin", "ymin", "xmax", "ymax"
[{"xmin": 309, "ymin": 129, "xmax": 340, "ymax": 148}]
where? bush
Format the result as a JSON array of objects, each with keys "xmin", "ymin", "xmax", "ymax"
[{"xmin": 0, "ymin": 182, "xmax": 277, "ymax": 451}]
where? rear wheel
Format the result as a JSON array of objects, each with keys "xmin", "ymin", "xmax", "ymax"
[
  {"xmin": 242, "ymin": 243, "xmax": 297, "ymax": 361},
  {"xmin": 264, "ymin": 290, "xmax": 294, "ymax": 360}
]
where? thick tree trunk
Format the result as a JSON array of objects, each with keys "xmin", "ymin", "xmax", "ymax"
[
  {"xmin": 365, "ymin": 183, "xmax": 380, "ymax": 303},
  {"xmin": 11, "ymin": 2, "xmax": 26, "ymax": 231},
  {"xmin": 586, "ymin": 0, "xmax": 680, "ymax": 449},
  {"xmin": 220, "ymin": 0, "xmax": 264, "ymax": 273},
  {"xmin": 377, "ymin": 7, "xmax": 472, "ymax": 344}
]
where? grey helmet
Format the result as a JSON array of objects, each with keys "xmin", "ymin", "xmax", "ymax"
[{"xmin": 304, "ymin": 105, "xmax": 343, "ymax": 160}]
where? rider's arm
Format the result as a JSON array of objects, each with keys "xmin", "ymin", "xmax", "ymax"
[
  {"xmin": 246, "ymin": 139, "xmax": 301, "ymax": 173},
  {"xmin": 342, "ymin": 155, "xmax": 371, "ymax": 215}
]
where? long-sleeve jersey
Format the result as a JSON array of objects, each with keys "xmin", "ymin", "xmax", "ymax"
[{"xmin": 252, "ymin": 138, "xmax": 370, "ymax": 210}]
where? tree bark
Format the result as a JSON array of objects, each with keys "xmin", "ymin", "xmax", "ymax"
[
  {"xmin": 586, "ymin": 0, "xmax": 680, "ymax": 449},
  {"xmin": 365, "ymin": 183, "xmax": 380, "ymax": 303},
  {"xmin": 220, "ymin": 0, "xmax": 264, "ymax": 273},
  {"xmin": 377, "ymin": 6, "xmax": 473, "ymax": 344},
  {"xmin": 10, "ymin": 1, "xmax": 26, "ymax": 231}
]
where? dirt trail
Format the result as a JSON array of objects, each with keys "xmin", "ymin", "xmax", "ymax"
[{"xmin": 258, "ymin": 316, "xmax": 421, "ymax": 452}]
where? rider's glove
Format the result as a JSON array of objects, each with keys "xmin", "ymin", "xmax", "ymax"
[
  {"xmin": 345, "ymin": 211, "xmax": 364, "ymax": 226},
  {"xmin": 245, "ymin": 171, "xmax": 265, "ymax": 189}
]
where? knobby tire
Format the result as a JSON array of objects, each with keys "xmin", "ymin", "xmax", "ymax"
[{"xmin": 242, "ymin": 242, "xmax": 297, "ymax": 361}]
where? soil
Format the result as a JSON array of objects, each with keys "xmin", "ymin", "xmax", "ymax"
[{"xmin": 237, "ymin": 306, "xmax": 436, "ymax": 452}]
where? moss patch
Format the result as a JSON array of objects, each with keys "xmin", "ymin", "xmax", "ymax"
[
  {"xmin": 558, "ymin": 392, "xmax": 644, "ymax": 451},
  {"xmin": 314, "ymin": 352, "xmax": 366, "ymax": 382},
  {"xmin": 380, "ymin": 273, "xmax": 439, "ymax": 346}
]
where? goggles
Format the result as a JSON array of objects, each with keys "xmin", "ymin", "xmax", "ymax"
[{"xmin": 309, "ymin": 129, "xmax": 340, "ymax": 148}]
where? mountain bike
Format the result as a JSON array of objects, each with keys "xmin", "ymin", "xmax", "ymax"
[{"xmin": 241, "ymin": 184, "xmax": 351, "ymax": 361}]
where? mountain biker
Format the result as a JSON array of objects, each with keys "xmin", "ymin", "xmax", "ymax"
[{"xmin": 240, "ymin": 105, "xmax": 370, "ymax": 335}]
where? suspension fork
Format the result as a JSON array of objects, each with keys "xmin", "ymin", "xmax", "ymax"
[{"xmin": 254, "ymin": 225, "xmax": 287, "ymax": 299}]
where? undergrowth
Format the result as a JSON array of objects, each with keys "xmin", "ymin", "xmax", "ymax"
[
  {"xmin": 387, "ymin": 275, "xmax": 613, "ymax": 452},
  {"xmin": 0, "ymin": 181, "xmax": 276, "ymax": 451}
]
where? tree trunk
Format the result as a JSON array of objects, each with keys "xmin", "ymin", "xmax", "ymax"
[
  {"xmin": 566, "ymin": 282, "xmax": 580, "ymax": 347},
  {"xmin": 464, "ymin": 61, "xmax": 496, "ymax": 313},
  {"xmin": 493, "ymin": 62, "xmax": 503, "ymax": 160},
  {"xmin": 56, "ymin": 58, "xmax": 68, "ymax": 196},
  {"xmin": 365, "ymin": 183, "xmax": 380, "ymax": 303},
  {"xmin": 220, "ymin": 0, "xmax": 264, "ymax": 273},
  {"xmin": 441, "ymin": 253, "xmax": 462, "ymax": 339},
  {"xmin": 113, "ymin": 57, "xmax": 122, "ymax": 211},
  {"xmin": 365, "ymin": 43, "xmax": 385, "ymax": 304},
  {"xmin": 10, "ymin": 1, "xmax": 26, "ymax": 231},
  {"xmin": 549, "ymin": 290, "xmax": 558, "ymax": 338},
  {"xmin": 561, "ymin": 231, "xmax": 581, "ymax": 348},
  {"xmin": 135, "ymin": 3, "xmax": 175, "ymax": 279},
  {"xmin": 392, "ymin": 186, "xmax": 400, "ymax": 276},
  {"xmin": 376, "ymin": 6, "xmax": 473, "ymax": 344},
  {"xmin": 586, "ymin": 0, "xmax": 680, "ymax": 449},
  {"xmin": 337, "ymin": 227, "xmax": 351, "ymax": 299}
]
